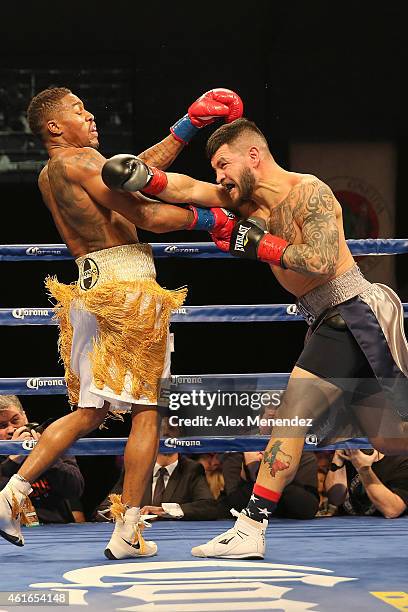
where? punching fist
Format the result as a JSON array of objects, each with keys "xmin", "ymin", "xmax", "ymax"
[
  {"xmin": 187, "ymin": 205, "xmax": 237, "ymax": 252},
  {"xmin": 229, "ymin": 217, "xmax": 289, "ymax": 267},
  {"xmin": 171, "ymin": 88, "xmax": 243, "ymax": 145},
  {"xmin": 101, "ymin": 154, "xmax": 168, "ymax": 195},
  {"xmin": 188, "ymin": 88, "xmax": 243, "ymax": 127}
]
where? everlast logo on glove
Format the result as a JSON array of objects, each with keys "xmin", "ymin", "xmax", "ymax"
[
  {"xmin": 230, "ymin": 219, "xmax": 266, "ymax": 259},
  {"xmin": 234, "ymin": 224, "xmax": 252, "ymax": 251}
]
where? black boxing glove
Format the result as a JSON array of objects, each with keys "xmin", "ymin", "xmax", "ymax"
[
  {"xmin": 101, "ymin": 154, "xmax": 168, "ymax": 195},
  {"xmin": 229, "ymin": 217, "xmax": 289, "ymax": 267}
]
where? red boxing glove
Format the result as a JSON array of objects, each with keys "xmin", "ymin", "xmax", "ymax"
[
  {"xmin": 140, "ymin": 166, "xmax": 168, "ymax": 195},
  {"xmin": 209, "ymin": 208, "xmax": 237, "ymax": 252},
  {"xmin": 257, "ymin": 233, "xmax": 289, "ymax": 267},
  {"xmin": 188, "ymin": 88, "xmax": 244, "ymax": 127},
  {"xmin": 186, "ymin": 205, "xmax": 237, "ymax": 252}
]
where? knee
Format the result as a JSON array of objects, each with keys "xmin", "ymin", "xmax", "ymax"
[{"xmin": 75, "ymin": 407, "xmax": 107, "ymax": 433}]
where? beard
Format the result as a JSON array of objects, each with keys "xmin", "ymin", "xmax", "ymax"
[{"xmin": 236, "ymin": 167, "xmax": 255, "ymax": 205}]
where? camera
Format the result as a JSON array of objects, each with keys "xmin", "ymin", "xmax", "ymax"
[{"xmin": 23, "ymin": 418, "xmax": 56, "ymax": 435}]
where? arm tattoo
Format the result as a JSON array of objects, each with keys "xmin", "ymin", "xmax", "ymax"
[
  {"xmin": 283, "ymin": 179, "xmax": 339, "ymax": 276},
  {"xmin": 263, "ymin": 441, "xmax": 292, "ymax": 478},
  {"xmin": 137, "ymin": 135, "xmax": 184, "ymax": 170}
]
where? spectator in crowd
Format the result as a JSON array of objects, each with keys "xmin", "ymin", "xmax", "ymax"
[
  {"xmin": 219, "ymin": 450, "xmax": 319, "ymax": 520},
  {"xmin": 325, "ymin": 448, "xmax": 408, "ymax": 517},
  {"xmin": 195, "ymin": 453, "xmax": 225, "ymax": 499},
  {"xmin": 0, "ymin": 395, "xmax": 84, "ymax": 524},
  {"xmin": 96, "ymin": 420, "xmax": 219, "ymax": 521}
]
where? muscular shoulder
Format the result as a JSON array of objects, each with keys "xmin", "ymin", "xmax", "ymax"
[
  {"xmin": 49, "ymin": 148, "xmax": 106, "ymax": 183},
  {"xmin": 291, "ymin": 174, "xmax": 338, "ymax": 222},
  {"xmin": 38, "ymin": 165, "xmax": 52, "ymax": 203},
  {"xmin": 38, "ymin": 164, "xmax": 49, "ymax": 189}
]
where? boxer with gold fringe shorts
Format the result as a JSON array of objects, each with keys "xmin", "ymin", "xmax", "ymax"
[{"xmin": 46, "ymin": 243, "xmax": 187, "ymax": 413}]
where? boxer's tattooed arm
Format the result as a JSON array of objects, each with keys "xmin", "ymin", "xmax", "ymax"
[
  {"xmin": 137, "ymin": 134, "xmax": 184, "ymax": 170},
  {"xmin": 263, "ymin": 441, "xmax": 292, "ymax": 478},
  {"xmin": 283, "ymin": 179, "xmax": 339, "ymax": 276}
]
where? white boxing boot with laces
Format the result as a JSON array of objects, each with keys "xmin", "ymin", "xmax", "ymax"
[
  {"xmin": 191, "ymin": 509, "xmax": 267, "ymax": 559},
  {"xmin": 104, "ymin": 495, "xmax": 157, "ymax": 560},
  {"xmin": 0, "ymin": 474, "xmax": 33, "ymax": 546}
]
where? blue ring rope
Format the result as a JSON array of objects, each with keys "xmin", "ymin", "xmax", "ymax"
[
  {"xmin": 1, "ymin": 238, "xmax": 408, "ymax": 260},
  {"xmin": 1, "ymin": 304, "xmax": 407, "ymax": 326},
  {"xmin": 0, "ymin": 373, "xmax": 290, "ymax": 395},
  {"xmin": 0, "ymin": 436, "xmax": 372, "ymax": 455}
]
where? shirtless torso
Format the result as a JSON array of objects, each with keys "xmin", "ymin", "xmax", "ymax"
[
  {"xmin": 38, "ymin": 146, "xmax": 193, "ymax": 259},
  {"xmin": 38, "ymin": 149, "xmax": 137, "ymax": 259},
  {"xmin": 237, "ymin": 172, "xmax": 355, "ymax": 298}
]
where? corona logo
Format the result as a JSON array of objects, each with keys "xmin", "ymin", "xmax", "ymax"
[
  {"xmin": 164, "ymin": 245, "xmax": 200, "ymax": 254},
  {"xmin": 12, "ymin": 308, "xmax": 50, "ymax": 319},
  {"xmin": 286, "ymin": 304, "xmax": 298, "ymax": 315},
  {"xmin": 22, "ymin": 439, "xmax": 37, "ymax": 451},
  {"xmin": 27, "ymin": 378, "xmax": 64, "ymax": 390}
]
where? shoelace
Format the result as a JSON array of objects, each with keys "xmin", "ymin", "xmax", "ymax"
[{"xmin": 130, "ymin": 516, "xmax": 155, "ymax": 552}]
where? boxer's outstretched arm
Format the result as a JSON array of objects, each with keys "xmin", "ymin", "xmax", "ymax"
[
  {"xmin": 136, "ymin": 88, "xmax": 243, "ymax": 170},
  {"xmin": 101, "ymin": 154, "xmax": 235, "ymax": 210},
  {"xmin": 137, "ymin": 134, "xmax": 184, "ymax": 171},
  {"xmin": 161, "ymin": 172, "xmax": 234, "ymax": 209},
  {"xmin": 71, "ymin": 149, "xmax": 195, "ymax": 232}
]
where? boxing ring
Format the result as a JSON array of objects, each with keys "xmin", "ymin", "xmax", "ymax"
[{"xmin": 1, "ymin": 239, "xmax": 408, "ymax": 611}]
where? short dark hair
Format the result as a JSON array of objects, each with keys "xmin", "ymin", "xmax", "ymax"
[
  {"xmin": 206, "ymin": 118, "xmax": 268, "ymax": 159},
  {"xmin": 27, "ymin": 87, "xmax": 72, "ymax": 138}
]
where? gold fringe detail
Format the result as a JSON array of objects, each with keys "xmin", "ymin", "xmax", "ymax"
[
  {"xmin": 45, "ymin": 276, "xmax": 188, "ymax": 407},
  {"xmin": 107, "ymin": 494, "xmax": 146, "ymax": 553},
  {"xmin": 11, "ymin": 490, "xmax": 34, "ymax": 527},
  {"xmin": 108, "ymin": 493, "xmax": 126, "ymax": 521}
]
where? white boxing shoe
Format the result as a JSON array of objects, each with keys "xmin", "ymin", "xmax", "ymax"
[
  {"xmin": 0, "ymin": 475, "xmax": 33, "ymax": 547},
  {"xmin": 191, "ymin": 509, "xmax": 267, "ymax": 559},
  {"xmin": 104, "ymin": 495, "xmax": 157, "ymax": 560}
]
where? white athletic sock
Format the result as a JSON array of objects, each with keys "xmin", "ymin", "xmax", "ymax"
[
  {"xmin": 8, "ymin": 474, "xmax": 32, "ymax": 497},
  {"xmin": 123, "ymin": 506, "xmax": 141, "ymax": 523}
]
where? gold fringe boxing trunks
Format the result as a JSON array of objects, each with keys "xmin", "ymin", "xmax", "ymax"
[{"xmin": 45, "ymin": 244, "xmax": 187, "ymax": 411}]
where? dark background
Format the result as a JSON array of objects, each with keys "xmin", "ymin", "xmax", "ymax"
[{"xmin": 0, "ymin": 2, "xmax": 406, "ymax": 437}]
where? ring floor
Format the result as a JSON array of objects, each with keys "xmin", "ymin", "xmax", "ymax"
[{"xmin": 0, "ymin": 517, "xmax": 407, "ymax": 611}]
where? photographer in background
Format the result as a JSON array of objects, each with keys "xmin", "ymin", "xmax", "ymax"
[
  {"xmin": 325, "ymin": 448, "xmax": 408, "ymax": 518},
  {"xmin": 0, "ymin": 395, "xmax": 84, "ymax": 523}
]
